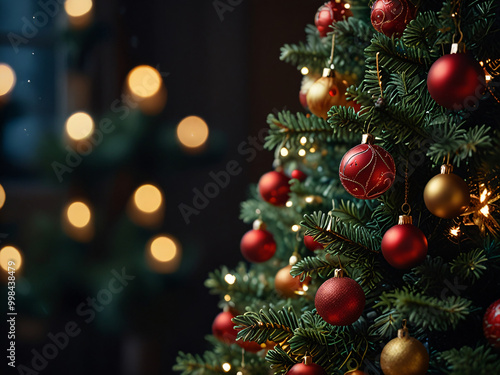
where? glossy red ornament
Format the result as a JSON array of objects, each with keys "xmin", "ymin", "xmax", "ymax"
[
  {"xmin": 240, "ymin": 229, "xmax": 276, "ymax": 263},
  {"xmin": 381, "ymin": 216, "xmax": 428, "ymax": 269},
  {"xmin": 291, "ymin": 169, "xmax": 307, "ymax": 182},
  {"xmin": 258, "ymin": 171, "xmax": 291, "ymax": 206},
  {"xmin": 288, "ymin": 356, "xmax": 327, "ymax": 375},
  {"xmin": 212, "ymin": 310, "xmax": 238, "ymax": 344},
  {"xmin": 427, "ymin": 53, "xmax": 485, "ymax": 110},
  {"xmin": 483, "ymin": 299, "xmax": 500, "ymax": 349},
  {"xmin": 339, "ymin": 134, "xmax": 396, "ymax": 199},
  {"xmin": 314, "ymin": 270, "xmax": 365, "ymax": 326},
  {"xmin": 304, "ymin": 235, "xmax": 324, "ymax": 251},
  {"xmin": 370, "ymin": 0, "xmax": 417, "ymax": 37},
  {"xmin": 315, "ymin": 1, "xmax": 353, "ymax": 37}
]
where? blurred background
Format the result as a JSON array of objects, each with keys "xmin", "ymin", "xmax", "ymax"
[{"xmin": 0, "ymin": 0, "xmax": 322, "ymax": 374}]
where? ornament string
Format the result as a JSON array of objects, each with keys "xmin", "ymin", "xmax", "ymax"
[
  {"xmin": 376, "ymin": 52, "xmax": 384, "ymax": 99},
  {"xmin": 451, "ymin": 0, "xmax": 464, "ymax": 47},
  {"xmin": 328, "ymin": 34, "xmax": 336, "ymax": 70},
  {"xmin": 401, "ymin": 160, "xmax": 411, "ymax": 215}
]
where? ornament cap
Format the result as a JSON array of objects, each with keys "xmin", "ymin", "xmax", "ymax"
[
  {"xmin": 361, "ymin": 133, "xmax": 375, "ymax": 145},
  {"xmin": 397, "ymin": 327, "xmax": 410, "ymax": 339},
  {"xmin": 322, "ymin": 67, "xmax": 334, "ymax": 77},
  {"xmin": 334, "ymin": 268, "xmax": 344, "ymax": 278},
  {"xmin": 253, "ymin": 219, "xmax": 266, "ymax": 230},
  {"xmin": 398, "ymin": 215, "xmax": 413, "ymax": 225},
  {"xmin": 441, "ymin": 164, "xmax": 454, "ymax": 174},
  {"xmin": 303, "ymin": 356, "xmax": 313, "ymax": 366}
]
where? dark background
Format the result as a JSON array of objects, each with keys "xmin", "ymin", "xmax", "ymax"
[{"xmin": 0, "ymin": 1, "xmax": 321, "ymax": 374}]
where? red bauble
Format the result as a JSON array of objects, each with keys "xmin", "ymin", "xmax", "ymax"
[
  {"xmin": 238, "ymin": 339, "xmax": 263, "ymax": 353},
  {"xmin": 370, "ymin": 0, "xmax": 417, "ymax": 37},
  {"xmin": 240, "ymin": 229, "xmax": 276, "ymax": 263},
  {"xmin": 427, "ymin": 53, "xmax": 485, "ymax": 110},
  {"xmin": 339, "ymin": 135, "xmax": 396, "ymax": 199},
  {"xmin": 381, "ymin": 216, "xmax": 428, "ymax": 269},
  {"xmin": 315, "ymin": 1, "xmax": 353, "ymax": 37},
  {"xmin": 212, "ymin": 311, "xmax": 238, "ymax": 344},
  {"xmin": 483, "ymin": 299, "xmax": 500, "ymax": 349},
  {"xmin": 304, "ymin": 235, "xmax": 324, "ymax": 251},
  {"xmin": 291, "ymin": 169, "xmax": 307, "ymax": 182},
  {"xmin": 258, "ymin": 171, "xmax": 291, "ymax": 206},
  {"xmin": 314, "ymin": 272, "xmax": 365, "ymax": 326},
  {"xmin": 288, "ymin": 357, "xmax": 327, "ymax": 375}
]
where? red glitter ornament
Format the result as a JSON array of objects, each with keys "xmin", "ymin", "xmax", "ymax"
[
  {"xmin": 483, "ymin": 299, "xmax": 500, "ymax": 349},
  {"xmin": 240, "ymin": 228, "xmax": 276, "ymax": 263},
  {"xmin": 427, "ymin": 53, "xmax": 485, "ymax": 110},
  {"xmin": 315, "ymin": 1, "xmax": 353, "ymax": 37},
  {"xmin": 258, "ymin": 171, "xmax": 291, "ymax": 206},
  {"xmin": 339, "ymin": 134, "xmax": 396, "ymax": 199},
  {"xmin": 314, "ymin": 269, "xmax": 365, "ymax": 326},
  {"xmin": 304, "ymin": 235, "xmax": 324, "ymax": 251},
  {"xmin": 288, "ymin": 356, "xmax": 327, "ymax": 375},
  {"xmin": 381, "ymin": 215, "xmax": 428, "ymax": 269},
  {"xmin": 370, "ymin": 0, "xmax": 417, "ymax": 37}
]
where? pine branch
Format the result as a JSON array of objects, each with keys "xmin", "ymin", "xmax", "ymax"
[
  {"xmin": 449, "ymin": 248, "xmax": 488, "ymax": 282},
  {"xmin": 174, "ymin": 352, "xmax": 230, "ymax": 375},
  {"xmin": 439, "ymin": 345, "xmax": 500, "ymax": 375}
]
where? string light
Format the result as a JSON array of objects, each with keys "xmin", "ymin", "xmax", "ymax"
[
  {"xmin": 66, "ymin": 202, "xmax": 91, "ymax": 228},
  {"xmin": 300, "ymin": 67, "xmax": 309, "ymax": 75},
  {"xmin": 286, "ymin": 201, "xmax": 293, "ymax": 207},
  {"xmin": 224, "ymin": 274, "xmax": 236, "ymax": 285},
  {"xmin": 0, "ymin": 246, "xmax": 22, "ymax": 272},
  {"xmin": 280, "ymin": 147, "xmax": 289, "ymax": 157},
  {"xmin": 146, "ymin": 234, "xmax": 182, "ymax": 274},
  {"xmin": 222, "ymin": 363, "xmax": 231, "ymax": 372},
  {"xmin": 64, "ymin": 0, "xmax": 93, "ymax": 17},
  {"xmin": 224, "ymin": 294, "xmax": 231, "ymax": 302},
  {"xmin": 176, "ymin": 116, "xmax": 209, "ymax": 149},
  {"xmin": 449, "ymin": 227, "xmax": 460, "ymax": 237},
  {"xmin": 305, "ymin": 196, "xmax": 314, "ymax": 204},
  {"xmin": 309, "ymin": 147, "xmax": 316, "ymax": 153},
  {"xmin": 133, "ymin": 184, "xmax": 163, "ymax": 213},
  {"xmin": 298, "ymin": 149, "xmax": 306, "ymax": 157},
  {"xmin": 344, "ymin": 3, "xmax": 351, "ymax": 9},
  {"xmin": 150, "ymin": 236, "xmax": 178, "ymax": 262},
  {"xmin": 291, "ymin": 224, "xmax": 300, "ymax": 232},
  {"xmin": 0, "ymin": 64, "xmax": 16, "ymax": 96},
  {"xmin": 65, "ymin": 112, "xmax": 94, "ymax": 140},
  {"xmin": 300, "ymin": 136, "xmax": 307, "ymax": 145},
  {"xmin": 127, "ymin": 65, "xmax": 162, "ymax": 99}
]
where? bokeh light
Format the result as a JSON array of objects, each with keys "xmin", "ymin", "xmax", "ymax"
[
  {"xmin": 0, "ymin": 184, "xmax": 6, "ymax": 210},
  {"xmin": 66, "ymin": 202, "xmax": 91, "ymax": 228},
  {"xmin": 64, "ymin": 0, "xmax": 93, "ymax": 17},
  {"xmin": 127, "ymin": 65, "xmax": 162, "ymax": 99},
  {"xmin": 150, "ymin": 236, "xmax": 178, "ymax": 262},
  {"xmin": 176, "ymin": 116, "xmax": 209, "ymax": 149},
  {"xmin": 65, "ymin": 112, "xmax": 94, "ymax": 140},
  {"xmin": 0, "ymin": 246, "xmax": 22, "ymax": 272},
  {"xmin": 0, "ymin": 64, "xmax": 16, "ymax": 97},
  {"xmin": 134, "ymin": 184, "xmax": 163, "ymax": 213},
  {"xmin": 146, "ymin": 234, "xmax": 182, "ymax": 273}
]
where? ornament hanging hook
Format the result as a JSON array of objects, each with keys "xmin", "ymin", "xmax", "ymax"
[
  {"xmin": 329, "ymin": 34, "xmax": 336, "ymax": 70},
  {"xmin": 451, "ymin": 0, "xmax": 464, "ymax": 48},
  {"xmin": 401, "ymin": 160, "xmax": 412, "ymax": 215}
]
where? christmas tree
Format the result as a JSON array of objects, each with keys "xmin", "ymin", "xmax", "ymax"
[{"xmin": 175, "ymin": 1, "xmax": 500, "ymax": 374}]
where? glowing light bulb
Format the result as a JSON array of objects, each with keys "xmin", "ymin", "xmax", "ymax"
[
  {"xmin": 66, "ymin": 202, "xmax": 91, "ymax": 228},
  {"xmin": 305, "ymin": 196, "xmax": 314, "ymax": 204},
  {"xmin": 64, "ymin": 0, "xmax": 93, "ymax": 17},
  {"xmin": 345, "ymin": 3, "xmax": 351, "ymax": 9},
  {"xmin": 300, "ymin": 67, "xmax": 309, "ymax": 75},
  {"xmin": 127, "ymin": 65, "xmax": 162, "ymax": 98},
  {"xmin": 286, "ymin": 201, "xmax": 293, "ymax": 208},
  {"xmin": 309, "ymin": 147, "xmax": 316, "ymax": 153},
  {"xmin": 150, "ymin": 236, "xmax": 178, "ymax": 262},
  {"xmin": 280, "ymin": 147, "xmax": 289, "ymax": 157},
  {"xmin": 65, "ymin": 112, "xmax": 94, "ymax": 140},
  {"xmin": 176, "ymin": 116, "xmax": 209, "ymax": 149},
  {"xmin": 292, "ymin": 225, "xmax": 300, "ymax": 232},
  {"xmin": 0, "ymin": 184, "xmax": 6, "ymax": 210},
  {"xmin": 298, "ymin": 149, "xmax": 306, "ymax": 157},
  {"xmin": 224, "ymin": 294, "xmax": 231, "ymax": 302},
  {"xmin": 224, "ymin": 274, "xmax": 236, "ymax": 285},
  {"xmin": 480, "ymin": 205, "xmax": 490, "ymax": 217},
  {"xmin": 0, "ymin": 64, "xmax": 16, "ymax": 96},
  {"xmin": 134, "ymin": 184, "xmax": 163, "ymax": 213},
  {"xmin": 222, "ymin": 363, "xmax": 231, "ymax": 372},
  {"xmin": 0, "ymin": 246, "xmax": 22, "ymax": 272},
  {"xmin": 300, "ymin": 136, "xmax": 307, "ymax": 145},
  {"xmin": 449, "ymin": 227, "xmax": 460, "ymax": 237}
]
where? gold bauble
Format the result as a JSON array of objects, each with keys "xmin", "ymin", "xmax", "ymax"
[
  {"xmin": 423, "ymin": 164, "xmax": 470, "ymax": 219},
  {"xmin": 274, "ymin": 265, "xmax": 310, "ymax": 298},
  {"xmin": 380, "ymin": 329, "xmax": 429, "ymax": 375},
  {"xmin": 306, "ymin": 71, "xmax": 348, "ymax": 119}
]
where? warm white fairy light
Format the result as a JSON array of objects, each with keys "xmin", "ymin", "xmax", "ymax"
[
  {"xmin": 450, "ymin": 227, "xmax": 460, "ymax": 237},
  {"xmin": 344, "ymin": 3, "xmax": 351, "ymax": 9},
  {"xmin": 286, "ymin": 201, "xmax": 293, "ymax": 207},
  {"xmin": 237, "ymin": 372, "xmax": 243, "ymax": 375},
  {"xmin": 300, "ymin": 67, "xmax": 309, "ymax": 75},
  {"xmin": 309, "ymin": 147, "xmax": 316, "ymax": 153},
  {"xmin": 300, "ymin": 136, "xmax": 307, "ymax": 145},
  {"xmin": 224, "ymin": 274, "xmax": 236, "ymax": 285},
  {"xmin": 298, "ymin": 149, "xmax": 306, "ymax": 157},
  {"xmin": 305, "ymin": 196, "xmax": 314, "ymax": 204},
  {"xmin": 291, "ymin": 224, "xmax": 300, "ymax": 232},
  {"xmin": 224, "ymin": 294, "xmax": 231, "ymax": 302},
  {"xmin": 289, "ymin": 254, "xmax": 298, "ymax": 265},
  {"xmin": 222, "ymin": 363, "xmax": 231, "ymax": 372},
  {"xmin": 481, "ymin": 205, "xmax": 490, "ymax": 217},
  {"xmin": 280, "ymin": 147, "xmax": 289, "ymax": 157}
]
